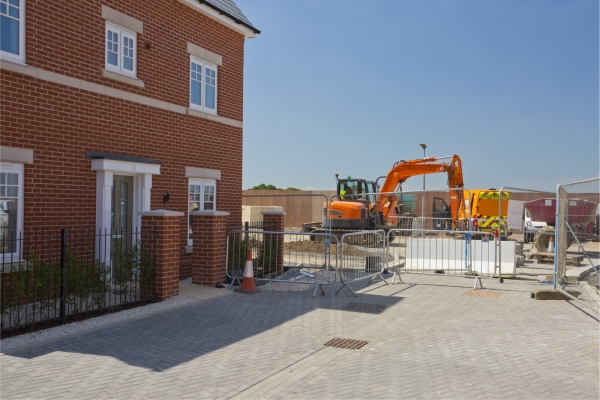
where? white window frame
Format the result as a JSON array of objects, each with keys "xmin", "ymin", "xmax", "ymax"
[
  {"xmin": 189, "ymin": 55, "xmax": 218, "ymax": 114},
  {"xmin": 0, "ymin": 162, "xmax": 24, "ymax": 261},
  {"xmin": 0, "ymin": 0, "xmax": 26, "ymax": 64},
  {"xmin": 105, "ymin": 22, "xmax": 137, "ymax": 77},
  {"xmin": 188, "ymin": 178, "xmax": 217, "ymax": 246}
]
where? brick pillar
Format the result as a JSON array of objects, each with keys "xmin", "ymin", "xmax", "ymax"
[
  {"xmin": 190, "ymin": 210, "xmax": 230, "ymax": 286},
  {"xmin": 262, "ymin": 211, "xmax": 285, "ymax": 276},
  {"xmin": 140, "ymin": 210, "xmax": 183, "ymax": 301}
]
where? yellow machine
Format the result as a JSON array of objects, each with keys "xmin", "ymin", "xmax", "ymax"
[
  {"xmin": 461, "ymin": 190, "xmax": 510, "ymax": 232},
  {"xmin": 433, "ymin": 189, "xmax": 510, "ymax": 233}
]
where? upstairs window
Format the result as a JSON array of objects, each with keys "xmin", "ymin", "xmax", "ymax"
[
  {"xmin": 105, "ymin": 23, "xmax": 136, "ymax": 77},
  {"xmin": 0, "ymin": 0, "xmax": 25, "ymax": 63},
  {"xmin": 190, "ymin": 56, "xmax": 217, "ymax": 113}
]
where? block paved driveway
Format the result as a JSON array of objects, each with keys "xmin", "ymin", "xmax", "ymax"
[{"xmin": 1, "ymin": 274, "xmax": 598, "ymax": 399}]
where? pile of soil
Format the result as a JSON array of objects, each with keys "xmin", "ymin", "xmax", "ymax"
[{"xmin": 283, "ymin": 241, "xmax": 390, "ymax": 259}]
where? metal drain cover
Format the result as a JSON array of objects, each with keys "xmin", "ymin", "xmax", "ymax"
[
  {"xmin": 344, "ymin": 303, "xmax": 387, "ymax": 314},
  {"xmin": 324, "ymin": 338, "xmax": 369, "ymax": 350},
  {"xmin": 463, "ymin": 290, "xmax": 502, "ymax": 298}
]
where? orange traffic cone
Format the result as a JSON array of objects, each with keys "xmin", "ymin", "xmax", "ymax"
[
  {"xmin": 235, "ymin": 249, "xmax": 261, "ymax": 294},
  {"xmin": 548, "ymin": 236, "xmax": 554, "ymax": 253}
]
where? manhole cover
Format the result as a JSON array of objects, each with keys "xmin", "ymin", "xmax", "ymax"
[
  {"xmin": 463, "ymin": 290, "xmax": 502, "ymax": 298},
  {"xmin": 344, "ymin": 303, "xmax": 387, "ymax": 314},
  {"xmin": 324, "ymin": 338, "xmax": 369, "ymax": 350}
]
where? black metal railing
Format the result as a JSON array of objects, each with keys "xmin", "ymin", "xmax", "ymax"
[
  {"xmin": 1, "ymin": 228, "xmax": 158, "ymax": 334},
  {"xmin": 226, "ymin": 220, "xmax": 267, "ymax": 233}
]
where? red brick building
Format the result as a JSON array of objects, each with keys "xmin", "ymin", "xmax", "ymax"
[{"xmin": 0, "ymin": 0, "xmax": 259, "ymax": 279}]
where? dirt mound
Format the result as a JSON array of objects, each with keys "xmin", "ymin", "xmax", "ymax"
[{"xmin": 283, "ymin": 241, "xmax": 390, "ymax": 260}]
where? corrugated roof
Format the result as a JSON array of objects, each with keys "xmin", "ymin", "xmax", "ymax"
[{"xmin": 200, "ymin": 0, "xmax": 260, "ymax": 34}]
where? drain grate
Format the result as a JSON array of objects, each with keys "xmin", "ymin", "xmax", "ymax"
[
  {"xmin": 324, "ymin": 338, "xmax": 369, "ymax": 350},
  {"xmin": 463, "ymin": 290, "xmax": 502, "ymax": 299},
  {"xmin": 344, "ymin": 303, "xmax": 387, "ymax": 314}
]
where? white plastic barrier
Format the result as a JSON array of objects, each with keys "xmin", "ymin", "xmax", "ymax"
[{"xmin": 404, "ymin": 236, "xmax": 516, "ymax": 276}]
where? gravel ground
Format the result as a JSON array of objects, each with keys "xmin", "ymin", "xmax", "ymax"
[{"xmin": 1, "ymin": 287, "xmax": 204, "ymax": 354}]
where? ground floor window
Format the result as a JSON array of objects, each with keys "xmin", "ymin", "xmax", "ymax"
[
  {"xmin": 0, "ymin": 162, "xmax": 23, "ymax": 259},
  {"xmin": 188, "ymin": 179, "xmax": 216, "ymax": 245}
]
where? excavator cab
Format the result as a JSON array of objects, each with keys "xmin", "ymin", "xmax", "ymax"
[
  {"xmin": 337, "ymin": 179, "xmax": 377, "ymax": 204},
  {"xmin": 433, "ymin": 197, "xmax": 451, "ymax": 230}
]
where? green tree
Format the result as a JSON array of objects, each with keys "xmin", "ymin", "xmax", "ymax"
[
  {"xmin": 248, "ymin": 184, "xmax": 302, "ymax": 191},
  {"xmin": 249, "ymin": 183, "xmax": 280, "ymax": 190}
]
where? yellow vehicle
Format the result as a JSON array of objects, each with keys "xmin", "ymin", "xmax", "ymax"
[{"xmin": 434, "ymin": 189, "xmax": 509, "ymax": 233}]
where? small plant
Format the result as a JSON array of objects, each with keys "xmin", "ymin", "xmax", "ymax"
[
  {"xmin": 1, "ymin": 235, "xmax": 156, "ymax": 332},
  {"xmin": 256, "ymin": 236, "xmax": 282, "ymax": 276}
]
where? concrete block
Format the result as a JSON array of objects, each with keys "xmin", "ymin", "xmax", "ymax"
[
  {"xmin": 515, "ymin": 255, "xmax": 525, "ymax": 267},
  {"xmin": 515, "ymin": 242, "xmax": 523, "ymax": 256},
  {"xmin": 531, "ymin": 289, "xmax": 581, "ymax": 300}
]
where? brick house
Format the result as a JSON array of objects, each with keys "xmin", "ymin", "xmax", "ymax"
[{"xmin": 0, "ymin": 0, "xmax": 259, "ymax": 282}]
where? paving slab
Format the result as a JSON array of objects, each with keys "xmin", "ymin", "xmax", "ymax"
[{"xmin": 1, "ymin": 274, "xmax": 598, "ymax": 399}]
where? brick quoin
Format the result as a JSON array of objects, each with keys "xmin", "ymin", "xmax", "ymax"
[{"xmin": 1, "ymin": 0, "xmax": 254, "ymax": 277}]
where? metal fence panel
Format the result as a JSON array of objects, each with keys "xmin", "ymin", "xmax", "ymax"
[
  {"xmin": 226, "ymin": 230, "xmax": 338, "ymax": 296},
  {"xmin": 389, "ymin": 229, "xmax": 516, "ymax": 278},
  {"xmin": 1, "ymin": 228, "xmax": 158, "ymax": 334},
  {"xmin": 335, "ymin": 230, "xmax": 387, "ymax": 296},
  {"xmin": 555, "ymin": 178, "xmax": 599, "ymax": 313}
]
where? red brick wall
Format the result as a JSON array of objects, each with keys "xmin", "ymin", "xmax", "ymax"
[
  {"xmin": 23, "ymin": 0, "xmax": 245, "ymax": 121},
  {"xmin": 0, "ymin": 0, "xmax": 246, "ymax": 270}
]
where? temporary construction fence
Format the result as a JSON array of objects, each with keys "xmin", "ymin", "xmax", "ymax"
[
  {"xmin": 233, "ymin": 183, "xmax": 599, "ymax": 291},
  {"xmin": 385, "ymin": 228, "xmax": 517, "ymax": 289},
  {"xmin": 555, "ymin": 178, "xmax": 599, "ymax": 313},
  {"xmin": 335, "ymin": 230, "xmax": 388, "ymax": 296},
  {"xmin": 226, "ymin": 230, "xmax": 339, "ymax": 297},
  {"xmin": 1, "ymin": 228, "xmax": 158, "ymax": 334}
]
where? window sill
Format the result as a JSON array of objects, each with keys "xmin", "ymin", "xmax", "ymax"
[
  {"xmin": 186, "ymin": 108, "xmax": 243, "ymax": 128},
  {"xmin": 100, "ymin": 68, "xmax": 144, "ymax": 88},
  {"xmin": 0, "ymin": 56, "xmax": 27, "ymax": 66},
  {"xmin": 0, "ymin": 58, "xmax": 35, "ymax": 77},
  {"xmin": 185, "ymin": 246, "xmax": 193, "ymax": 254}
]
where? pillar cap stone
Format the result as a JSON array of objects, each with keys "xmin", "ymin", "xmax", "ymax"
[
  {"xmin": 190, "ymin": 210, "xmax": 230, "ymax": 217},
  {"xmin": 139, "ymin": 209, "xmax": 184, "ymax": 217}
]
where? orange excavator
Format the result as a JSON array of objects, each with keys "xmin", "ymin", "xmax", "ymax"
[{"xmin": 303, "ymin": 155, "xmax": 465, "ymax": 239}]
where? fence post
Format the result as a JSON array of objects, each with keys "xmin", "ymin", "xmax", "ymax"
[
  {"xmin": 244, "ymin": 221, "xmax": 249, "ymax": 251},
  {"xmin": 60, "ymin": 228, "xmax": 66, "ymax": 325},
  {"xmin": 262, "ymin": 211, "xmax": 285, "ymax": 276},
  {"xmin": 190, "ymin": 210, "xmax": 230, "ymax": 286},
  {"xmin": 139, "ymin": 210, "xmax": 184, "ymax": 301}
]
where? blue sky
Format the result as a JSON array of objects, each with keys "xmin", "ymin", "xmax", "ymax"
[{"xmin": 236, "ymin": 0, "xmax": 599, "ymax": 192}]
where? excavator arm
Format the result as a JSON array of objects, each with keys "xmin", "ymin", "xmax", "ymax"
[{"xmin": 375, "ymin": 154, "xmax": 464, "ymax": 226}]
